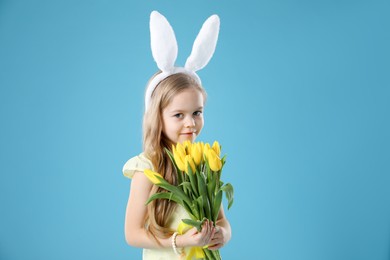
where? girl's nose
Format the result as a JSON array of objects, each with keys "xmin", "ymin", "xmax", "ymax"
[{"xmin": 185, "ymin": 116, "xmax": 195, "ymax": 127}]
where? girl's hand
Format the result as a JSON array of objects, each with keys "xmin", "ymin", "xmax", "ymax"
[
  {"xmin": 207, "ymin": 225, "xmax": 227, "ymax": 250},
  {"xmin": 176, "ymin": 220, "xmax": 216, "ymax": 248}
]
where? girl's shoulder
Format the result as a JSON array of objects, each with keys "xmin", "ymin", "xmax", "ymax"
[{"xmin": 122, "ymin": 152, "xmax": 153, "ymax": 179}]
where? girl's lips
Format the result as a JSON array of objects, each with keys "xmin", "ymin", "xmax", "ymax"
[{"xmin": 180, "ymin": 132, "xmax": 196, "ymax": 136}]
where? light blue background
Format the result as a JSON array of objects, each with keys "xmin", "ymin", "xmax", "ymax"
[{"xmin": 1, "ymin": 0, "xmax": 389, "ymax": 259}]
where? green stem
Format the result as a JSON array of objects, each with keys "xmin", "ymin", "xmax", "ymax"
[
  {"xmin": 203, "ymin": 249, "xmax": 221, "ymax": 260},
  {"xmin": 203, "ymin": 249, "xmax": 214, "ymax": 260}
]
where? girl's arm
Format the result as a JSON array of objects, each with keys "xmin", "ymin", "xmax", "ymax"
[
  {"xmin": 125, "ymin": 171, "xmax": 171, "ymax": 248},
  {"xmin": 207, "ymin": 207, "xmax": 232, "ymax": 250},
  {"xmin": 125, "ymin": 171, "xmax": 215, "ymax": 249}
]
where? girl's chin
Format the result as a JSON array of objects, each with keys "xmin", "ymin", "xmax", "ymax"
[{"xmin": 178, "ymin": 136, "xmax": 195, "ymax": 143}]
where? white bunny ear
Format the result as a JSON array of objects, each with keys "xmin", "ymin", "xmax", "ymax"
[
  {"xmin": 150, "ymin": 11, "xmax": 178, "ymax": 72},
  {"xmin": 185, "ymin": 14, "xmax": 220, "ymax": 72}
]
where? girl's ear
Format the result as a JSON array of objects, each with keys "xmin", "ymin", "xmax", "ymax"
[
  {"xmin": 185, "ymin": 15, "xmax": 220, "ymax": 72},
  {"xmin": 150, "ymin": 11, "xmax": 178, "ymax": 72}
]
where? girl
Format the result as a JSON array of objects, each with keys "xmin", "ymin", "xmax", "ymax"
[{"xmin": 123, "ymin": 11, "xmax": 231, "ymax": 259}]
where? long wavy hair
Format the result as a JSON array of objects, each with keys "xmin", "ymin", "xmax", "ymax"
[{"xmin": 143, "ymin": 72, "xmax": 207, "ymax": 240}]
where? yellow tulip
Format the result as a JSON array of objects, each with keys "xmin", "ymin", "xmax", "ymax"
[
  {"xmin": 177, "ymin": 221, "xmax": 205, "ymax": 260},
  {"xmin": 203, "ymin": 143, "xmax": 210, "ymax": 161},
  {"xmin": 176, "ymin": 142, "xmax": 187, "ymax": 157},
  {"xmin": 177, "ymin": 221, "xmax": 192, "ymax": 235},
  {"xmin": 204, "ymin": 143, "xmax": 211, "ymax": 152},
  {"xmin": 184, "ymin": 155, "xmax": 196, "ymax": 174},
  {"xmin": 187, "ymin": 247, "xmax": 205, "ymax": 259},
  {"xmin": 173, "ymin": 146, "xmax": 186, "ymax": 172},
  {"xmin": 207, "ymin": 148, "xmax": 222, "ymax": 171},
  {"xmin": 182, "ymin": 140, "xmax": 192, "ymax": 154},
  {"xmin": 212, "ymin": 141, "xmax": 221, "ymax": 157},
  {"xmin": 144, "ymin": 169, "xmax": 163, "ymax": 184},
  {"xmin": 182, "ymin": 140, "xmax": 191, "ymax": 147},
  {"xmin": 191, "ymin": 142, "xmax": 203, "ymax": 165}
]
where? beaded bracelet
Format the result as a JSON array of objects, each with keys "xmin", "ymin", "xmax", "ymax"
[{"xmin": 171, "ymin": 232, "xmax": 182, "ymax": 255}]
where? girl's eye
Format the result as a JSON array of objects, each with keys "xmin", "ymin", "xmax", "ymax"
[
  {"xmin": 193, "ymin": 111, "xmax": 202, "ymax": 116},
  {"xmin": 174, "ymin": 113, "xmax": 184, "ymax": 118}
]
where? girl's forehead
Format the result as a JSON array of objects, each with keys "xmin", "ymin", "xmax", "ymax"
[{"xmin": 166, "ymin": 89, "xmax": 204, "ymax": 110}]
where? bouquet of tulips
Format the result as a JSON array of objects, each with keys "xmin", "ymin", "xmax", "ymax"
[{"xmin": 144, "ymin": 141, "xmax": 234, "ymax": 260}]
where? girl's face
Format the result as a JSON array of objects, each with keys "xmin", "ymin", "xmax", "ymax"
[{"xmin": 162, "ymin": 88, "xmax": 204, "ymax": 144}]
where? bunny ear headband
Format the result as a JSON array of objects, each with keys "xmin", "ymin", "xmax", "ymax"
[{"xmin": 145, "ymin": 11, "xmax": 220, "ymax": 110}]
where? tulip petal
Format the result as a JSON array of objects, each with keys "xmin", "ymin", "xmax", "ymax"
[
  {"xmin": 144, "ymin": 169, "xmax": 162, "ymax": 184},
  {"xmin": 184, "ymin": 155, "xmax": 196, "ymax": 174},
  {"xmin": 207, "ymin": 149, "xmax": 222, "ymax": 171},
  {"xmin": 212, "ymin": 141, "xmax": 221, "ymax": 156},
  {"xmin": 174, "ymin": 149, "xmax": 186, "ymax": 171}
]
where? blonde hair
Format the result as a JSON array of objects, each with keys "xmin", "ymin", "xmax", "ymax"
[{"xmin": 143, "ymin": 72, "xmax": 207, "ymax": 240}]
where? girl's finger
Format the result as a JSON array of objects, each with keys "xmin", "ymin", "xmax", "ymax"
[
  {"xmin": 208, "ymin": 229, "xmax": 216, "ymax": 244},
  {"xmin": 201, "ymin": 222, "xmax": 209, "ymax": 240},
  {"xmin": 211, "ymin": 234, "xmax": 220, "ymax": 242},
  {"xmin": 214, "ymin": 226, "xmax": 220, "ymax": 233}
]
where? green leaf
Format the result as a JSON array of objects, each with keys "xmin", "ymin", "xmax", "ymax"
[
  {"xmin": 187, "ymin": 168, "xmax": 199, "ymax": 197},
  {"xmin": 208, "ymin": 174, "xmax": 216, "ymax": 193},
  {"xmin": 190, "ymin": 201, "xmax": 200, "ymax": 220},
  {"xmin": 178, "ymin": 182, "xmax": 191, "ymax": 198},
  {"xmin": 196, "ymin": 171, "xmax": 207, "ymax": 198},
  {"xmin": 179, "ymin": 181, "xmax": 192, "ymax": 190},
  {"xmin": 212, "ymin": 190, "xmax": 223, "ymax": 223},
  {"xmin": 218, "ymin": 180, "xmax": 224, "ymax": 190},
  {"xmin": 221, "ymin": 155, "xmax": 227, "ymax": 167},
  {"xmin": 207, "ymin": 184, "xmax": 214, "ymax": 217},
  {"xmin": 221, "ymin": 183, "xmax": 234, "ymax": 210},
  {"xmin": 145, "ymin": 192, "xmax": 182, "ymax": 206},
  {"xmin": 203, "ymin": 194, "xmax": 212, "ymax": 220},
  {"xmin": 182, "ymin": 200, "xmax": 196, "ymax": 219},
  {"xmin": 181, "ymin": 218, "xmax": 206, "ymax": 232},
  {"xmin": 196, "ymin": 173, "xmax": 211, "ymax": 219},
  {"xmin": 196, "ymin": 196, "xmax": 205, "ymax": 219},
  {"xmin": 156, "ymin": 183, "xmax": 192, "ymax": 206},
  {"xmin": 164, "ymin": 148, "xmax": 174, "ymax": 164}
]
